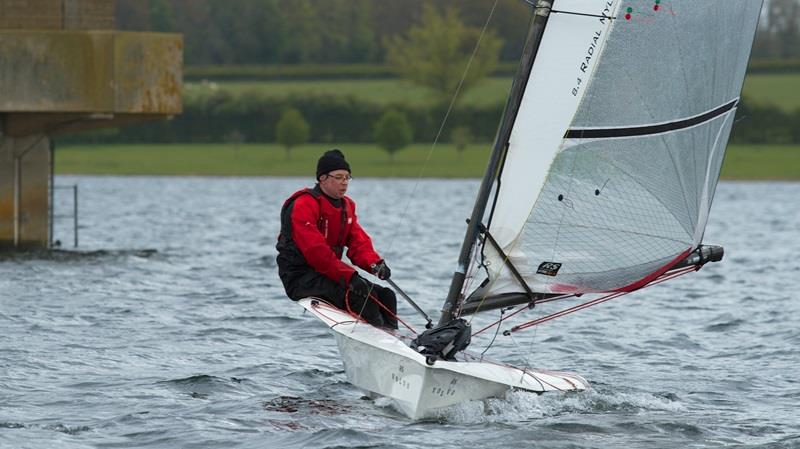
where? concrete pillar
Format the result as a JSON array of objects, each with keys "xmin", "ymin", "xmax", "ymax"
[
  {"xmin": 0, "ymin": 134, "xmax": 51, "ymax": 250},
  {"xmin": 0, "ymin": 0, "xmax": 182, "ymax": 252}
]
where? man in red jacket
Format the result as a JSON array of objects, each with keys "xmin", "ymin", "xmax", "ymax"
[{"xmin": 276, "ymin": 149, "xmax": 397, "ymax": 329}]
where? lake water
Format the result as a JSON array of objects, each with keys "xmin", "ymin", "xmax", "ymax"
[{"xmin": 1, "ymin": 176, "xmax": 798, "ymax": 448}]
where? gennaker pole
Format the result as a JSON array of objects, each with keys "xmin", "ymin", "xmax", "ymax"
[{"xmin": 438, "ymin": 0, "xmax": 555, "ymax": 326}]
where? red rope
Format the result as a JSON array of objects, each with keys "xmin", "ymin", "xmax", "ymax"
[
  {"xmin": 345, "ymin": 290, "xmax": 417, "ymax": 334},
  {"xmin": 511, "ymin": 291, "xmax": 628, "ymax": 332},
  {"xmin": 311, "ymin": 298, "xmax": 360, "ymax": 324},
  {"xmin": 471, "ymin": 304, "xmax": 531, "ymax": 337},
  {"xmin": 507, "ymin": 265, "xmax": 699, "ymax": 334},
  {"xmin": 470, "ymin": 293, "xmax": 577, "ymax": 337}
]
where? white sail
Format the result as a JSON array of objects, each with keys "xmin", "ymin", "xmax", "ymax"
[{"xmin": 471, "ymin": 0, "xmax": 762, "ymax": 299}]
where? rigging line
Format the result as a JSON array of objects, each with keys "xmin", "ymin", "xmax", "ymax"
[
  {"xmin": 506, "ymin": 328, "xmax": 543, "ymax": 387},
  {"xmin": 346, "ymin": 287, "xmax": 417, "ymax": 335},
  {"xmin": 311, "ymin": 300, "xmax": 361, "ymax": 329},
  {"xmin": 475, "ymin": 306, "xmax": 527, "ymax": 338},
  {"xmin": 384, "ymin": 0, "xmax": 500, "ymax": 259},
  {"xmin": 513, "ymin": 291, "xmax": 628, "ymax": 333},
  {"xmin": 347, "ymin": 283, "xmax": 374, "ymax": 333},
  {"xmin": 479, "ymin": 307, "xmax": 507, "ymax": 361},
  {"xmin": 485, "ymin": 140, "xmax": 510, "ymax": 232},
  {"xmin": 458, "ymin": 242, "xmax": 483, "ymax": 316},
  {"xmin": 508, "ymin": 266, "xmax": 697, "ymax": 334},
  {"xmin": 461, "ymin": 220, "xmax": 538, "ymax": 322},
  {"xmin": 550, "ymin": 9, "xmax": 617, "ymax": 20},
  {"xmin": 479, "ymin": 225, "xmax": 537, "ymax": 300},
  {"xmin": 462, "ymin": 239, "xmax": 514, "ymax": 324},
  {"xmin": 521, "ymin": 318, "xmax": 540, "ymax": 384},
  {"xmin": 471, "ymin": 293, "xmax": 574, "ymax": 337}
]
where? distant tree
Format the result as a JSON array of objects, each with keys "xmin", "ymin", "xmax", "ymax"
[
  {"xmin": 278, "ymin": 0, "xmax": 323, "ymax": 63},
  {"xmin": 374, "ymin": 110, "xmax": 413, "ymax": 161},
  {"xmin": 371, "ymin": 0, "xmax": 529, "ymax": 62},
  {"xmin": 385, "ymin": 5, "xmax": 503, "ymax": 106},
  {"xmin": 768, "ymin": 0, "xmax": 800, "ymax": 58},
  {"xmin": 115, "ymin": 0, "xmax": 148, "ymax": 29},
  {"xmin": 118, "ymin": 0, "xmax": 528, "ymax": 65},
  {"xmin": 276, "ymin": 108, "xmax": 310, "ymax": 160},
  {"xmin": 454, "ymin": 0, "xmax": 531, "ymax": 61},
  {"xmin": 225, "ymin": 129, "xmax": 246, "ymax": 152},
  {"xmin": 450, "ymin": 126, "xmax": 473, "ymax": 159},
  {"xmin": 752, "ymin": 0, "xmax": 800, "ymax": 58},
  {"xmin": 148, "ymin": 0, "xmax": 174, "ymax": 32}
]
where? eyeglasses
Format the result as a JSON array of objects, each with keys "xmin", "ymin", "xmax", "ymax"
[{"xmin": 326, "ymin": 174, "xmax": 352, "ymax": 182}]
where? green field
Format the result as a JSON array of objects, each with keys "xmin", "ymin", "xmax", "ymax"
[
  {"xmin": 55, "ymin": 143, "xmax": 492, "ymax": 178},
  {"xmin": 741, "ymin": 74, "xmax": 800, "ymax": 111},
  {"xmin": 186, "ymin": 73, "xmax": 800, "ymax": 110},
  {"xmin": 56, "ymin": 143, "xmax": 800, "ymax": 180},
  {"xmin": 185, "ymin": 77, "xmax": 512, "ymax": 107},
  {"xmin": 720, "ymin": 145, "xmax": 800, "ymax": 180}
]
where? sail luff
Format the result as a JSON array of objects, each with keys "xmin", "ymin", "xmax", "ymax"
[{"xmin": 438, "ymin": 1, "xmax": 555, "ymax": 326}]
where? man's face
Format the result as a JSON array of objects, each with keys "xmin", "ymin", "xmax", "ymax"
[{"xmin": 319, "ymin": 169, "xmax": 351, "ymax": 199}]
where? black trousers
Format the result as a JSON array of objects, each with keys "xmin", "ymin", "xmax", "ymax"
[{"xmin": 285, "ymin": 270, "xmax": 398, "ymax": 329}]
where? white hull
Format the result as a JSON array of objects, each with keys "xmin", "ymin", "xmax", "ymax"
[{"xmin": 299, "ymin": 298, "xmax": 588, "ymax": 419}]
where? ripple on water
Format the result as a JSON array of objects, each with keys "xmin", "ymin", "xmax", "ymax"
[
  {"xmin": 0, "ymin": 422, "xmax": 91, "ymax": 435},
  {"xmin": 262, "ymin": 395, "xmax": 345, "ymax": 416},
  {"xmin": 157, "ymin": 375, "xmax": 247, "ymax": 399},
  {"xmin": 704, "ymin": 318, "xmax": 746, "ymax": 332}
]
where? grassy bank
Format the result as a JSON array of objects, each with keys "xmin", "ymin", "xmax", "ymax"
[
  {"xmin": 185, "ymin": 78, "xmax": 513, "ymax": 108},
  {"xmin": 720, "ymin": 145, "xmax": 800, "ymax": 180},
  {"xmin": 55, "ymin": 143, "xmax": 492, "ymax": 178},
  {"xmin": 186, "ymin": 73, "xmax": 800, "ymax": 111},
  {"xmin": 741, "ymin": 74, "xmax": 800, "ymax": 112},
  {"xmin": 55, "ymin": 143, "xmax": 800, "ymax": 180}
]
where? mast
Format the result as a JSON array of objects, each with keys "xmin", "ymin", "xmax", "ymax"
[{"xmin": 438, "ymin": 0, "xmax": 555, "ymax": 326}]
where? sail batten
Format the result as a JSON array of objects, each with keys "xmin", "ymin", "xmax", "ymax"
[
  {"xmin": 565, "ymin": 99, "xmax": 738, "ymax": 139},
  {"xmin": 460, "ymin": 0, "xmax": 763, "ymax": 308}
]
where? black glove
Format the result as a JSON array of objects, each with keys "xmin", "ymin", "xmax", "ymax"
[
  {"xmin": 371, "ymin": 260, "xmax": 391, "ymax": 280},
  {"xmin": 348, "ymin": 273, "xmax": 372, "ymax": 298}
]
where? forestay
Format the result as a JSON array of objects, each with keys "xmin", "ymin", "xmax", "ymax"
[{"xmin": 469, "ymin": 0, "xmax": 763, "ymax": 301}]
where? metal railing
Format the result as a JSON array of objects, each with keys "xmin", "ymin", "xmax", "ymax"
[{"xmin": 49, "ymin": 184, "xmax": 78, "ymax": 248}]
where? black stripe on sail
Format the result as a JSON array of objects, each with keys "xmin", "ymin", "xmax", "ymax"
[{"xmin": 566, "ymin": 99, "xmax": 738, "ymax": 139}]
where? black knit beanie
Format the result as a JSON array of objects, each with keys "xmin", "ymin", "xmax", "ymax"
[{"xmin": 316, "ymin": 149, "xmax": 351, "ymax": 180}]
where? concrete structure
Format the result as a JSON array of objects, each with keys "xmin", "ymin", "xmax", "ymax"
[{"xmin": 0, "ymin": 0, "xmax": 182, "ymax": 250}]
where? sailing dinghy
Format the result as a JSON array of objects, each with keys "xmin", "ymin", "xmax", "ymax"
[{"xmin": 298, "ymin": 0, "xmax": 763, "ymax": 419}]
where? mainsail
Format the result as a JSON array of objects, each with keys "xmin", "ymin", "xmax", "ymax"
[{"xmin": 445, "ymin": 0, "xmax": 763, "ymax": 320}]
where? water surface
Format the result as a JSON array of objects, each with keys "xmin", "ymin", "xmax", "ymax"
[{"xmin": 1, "ymin": 177, "xmax": 798, "ymax": 448}]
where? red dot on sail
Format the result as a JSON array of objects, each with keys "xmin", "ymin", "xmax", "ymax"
[
  {"xmin": 625, "ymin": 13, "xmax": 632, "ymax": 20},
  {"xmin": 654, "ymin": 4, "xmax": 660, "ymax": 11}
]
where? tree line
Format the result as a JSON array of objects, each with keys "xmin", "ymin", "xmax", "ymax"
[
  {"xmin": 58, "ymin": 90, "xmax": 800, "ymax": 147},
  {"xmin": 117, "ymin": 0, "xmax": 800, "ymax": 65},
  {"xmin": 66, "ymin": 3, "xmax": 799, "ymax": 150},
  {"xmin": 116, "ymin": 0, "xmax": 531, "ymax": 65}
]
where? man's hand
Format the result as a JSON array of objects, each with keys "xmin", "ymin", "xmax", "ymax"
[
  {"xmin": 371, "ymin": 260, "xmax": 391, "ymax": 280},
  {"xmin": 349, "ymin": 273, "xmax": 372, "ymax": 298}
]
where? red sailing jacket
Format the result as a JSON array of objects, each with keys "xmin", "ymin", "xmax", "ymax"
[{"xmin": 277, "ymin": 187, "xmax": 381, "ymax": 285}]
